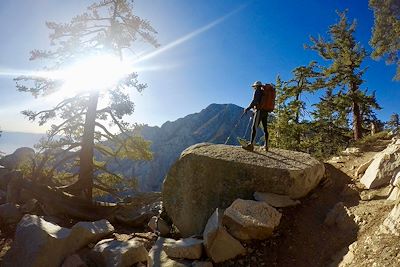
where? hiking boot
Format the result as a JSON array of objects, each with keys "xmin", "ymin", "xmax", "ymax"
[
  {"xmin": 264, "ymin": 145, "xmax": 269, "ymax": 152},
  {"xmin": 242, "ymin": 143, "xmax": 254, "ymax": 152}
]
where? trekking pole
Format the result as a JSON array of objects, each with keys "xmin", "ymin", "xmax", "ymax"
[
  {"xmin": 224, "ymin": 113, "xmax": 245, "ymax": 145},
  {"xmin": 243, "ymin": 114, "xmax": 253, "ymax": 139}
]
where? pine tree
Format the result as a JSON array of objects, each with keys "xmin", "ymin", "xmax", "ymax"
[
  {"xmin": 388, "ymin": 113, "xmax": 400, "ymax": 131},
  {"xmin": 14, "ymin": 0, "xmax": 159, "ymax": 200},
  {"xmin": 307, "ymin": 11, "xmax": 380, "ymax": 141},
  {"xmin": 309, "ymin": 89, "xmax": 351, "ymax": 158},
  {"xmin": 370, "ymin": 0, "xmax": 400, "ymax": 80},
  {"xmin": 269, "ymin": 63, "xmax": 323, "ymax": 151}
]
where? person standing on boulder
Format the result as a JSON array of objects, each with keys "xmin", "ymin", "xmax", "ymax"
[{"xmin": 243, "ymin": 81, "xmax": 275, "ymax": 152}]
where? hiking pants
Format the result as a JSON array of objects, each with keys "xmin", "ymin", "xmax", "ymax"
[{"xmin": 251, "ymin": 110, "xmax": 269, "ymax": 145}]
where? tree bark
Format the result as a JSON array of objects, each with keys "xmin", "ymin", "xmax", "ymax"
[
  {"xmin": 351, "ymin": 83, "xmax": 363, "ymax": 141},
  {"xmin": 78, "ymin": 91, "xmax": 99, "ymax": 200}
]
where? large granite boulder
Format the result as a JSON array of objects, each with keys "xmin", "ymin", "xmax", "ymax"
[
  {"xmin": 163, "ymin": 143, "xmax": 325, "ymax": 236},
  {"xmin": 360, "ymin": 142, "xmax": 400, "ymax": 189},
  {"xmin": 3, "ymin": 215, "xmax": 114, "ymax": 267}
]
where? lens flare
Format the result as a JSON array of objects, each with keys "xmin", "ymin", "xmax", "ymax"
[{"xmin": 58, "ymin": 54, "xmax": 132, "ymax": 94}]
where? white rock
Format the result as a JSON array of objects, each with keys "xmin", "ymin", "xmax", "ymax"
[
  {"xmin": 223, "ymin": 199, "xmax": 282, "ymax": 240},
  {"xmin": 163, "ymin": 237, "xmax": 203, "ymax": 260},
  {"xmin": 360, "ymin": 143, "xmax": 400, "ymax": 189},
  {"xmin": 3, "ymin": 215, "xmax": 114, "ymax": 267},
  {"xmin": 148, "ymin": 237, "xmax": 190, "ymax": 267},
  {"xmin": 203, "ymin": 208, "xmax": 245, "ymax": 263},
  {"xmin": 341, "ymin": 147, "xmax": 361, "ymax": 156},
  {"xmin": 328, "ymin": 156, "xmax": 346, "ymax": 163},
  {"xmin": 254, "ymin": 192, "xmax": 300, "ymax": 207},
  {"xmin": 381, "ymin": 203, "xmax": 400, "ymax": 236},
  {"xmin": 390, "ymin": 171, "xmax": 400, "ymax": 187},
  {"xmin": 89, "ymin": 238, "xmax": 148, "ymax": 267},
  {"xmin": 387, "ymin": 186, "xmax": 400, "ymax": 201},
  {"xmin": 354, "ymin": 159, "xmax": 373, "ymax": 177}
]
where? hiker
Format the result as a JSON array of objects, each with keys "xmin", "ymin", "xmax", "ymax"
[{"xmin": 243, "ymin": 81, "xmax": 275, "ymax": 152}]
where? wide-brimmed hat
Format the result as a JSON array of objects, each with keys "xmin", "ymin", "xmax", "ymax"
[{"xmin": 251, "ymin": 81, "xmax": 262, "ymax": 87}]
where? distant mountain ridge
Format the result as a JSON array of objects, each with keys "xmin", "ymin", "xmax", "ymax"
[
  {"xmin": 1, "ymin": 104, "xmax": 262, "ymax": 192},
  {"xmin": 0, "ymin": 131, "xmax": 45, "ymax": 155},
  {"xmin": 112, "ymin": 103, "xmax": 262, "ymax": 191}
]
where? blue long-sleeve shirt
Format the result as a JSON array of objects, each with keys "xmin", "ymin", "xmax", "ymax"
[{"xmin": 247, "ymin": 88, "xmax": 263, "ymax": 110}]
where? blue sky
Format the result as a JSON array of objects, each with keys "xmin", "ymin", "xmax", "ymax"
[{"xmin": 0, "ymin": 0, "xmax": 398, "ymax": 133}]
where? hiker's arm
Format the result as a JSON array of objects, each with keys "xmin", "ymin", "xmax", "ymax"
[{"xmin": 246, "ymin": 89, "xmax": 263, "ymax": 111}]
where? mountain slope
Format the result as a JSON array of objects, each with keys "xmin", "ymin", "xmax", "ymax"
[
  {"xmin": 0, "ymin": 131, "xmax": 45, "ymax": 155},
  {"xmin": 114, "ymin": 103, "xmax": 263, "ymax": 191}
]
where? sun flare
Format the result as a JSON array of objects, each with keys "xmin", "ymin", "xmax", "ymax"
[{"xmin": 57, "ymin": 54, "xmax": 132, "ymax": 94}]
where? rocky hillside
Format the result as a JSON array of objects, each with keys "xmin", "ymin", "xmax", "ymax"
[{"xmin": 112, "ymin": 103, "xmax": 263, "ymax": 191}]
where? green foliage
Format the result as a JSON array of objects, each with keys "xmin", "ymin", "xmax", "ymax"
[
  {"xmin": 370, "ymin": 0, "xmax": 400, "ymax": 80},
  {"xmin": 388, "ymin": 113, "xmax": 400, "ymax": 131},
  {"xmin": 306, "ymin": 10, "xmax": 380, "ymax": 141},
  {"xmin": 269, "ymin": 64, "xmax": 324, "ymax": 152},
  {"xmin": 15, "ymin": 0, "xmax": 158, "ymax": 199},
  {"xmin": 308, "ymin": 89, "xmax": 351, "ymax": 158}
]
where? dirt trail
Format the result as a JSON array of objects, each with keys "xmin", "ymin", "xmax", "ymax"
[{"xmin": 219, "ymin": 139, "xmax": 394, "ymax": 267}]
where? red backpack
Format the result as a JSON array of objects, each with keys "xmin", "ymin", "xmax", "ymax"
[{"xmin": 260, "ymin": 84, "xmax": 276, "ymax": 112}]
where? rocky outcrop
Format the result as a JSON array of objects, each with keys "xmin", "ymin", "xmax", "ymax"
[
  {"xmin": 3, "ymin": 215, "xmax": 114, "ymax": 267},
  {"xmin": 203, "ymin": 209, "xmax": 246, "ymax": 263},
  {"xmin": 163, "ymin": 144, "xmax": 324, "ymax": 236},
  {"xmin": 89, "ymin": 238, "xmax": 148, "ymax": 267},
  {"xmin": 0, "ymin": 147, "xmax": 35, "ymax": 170},
  {"xmin": 380, "ymin": 203, "xmax": 400, "ymax": 236},
  {"xmin": 222, "ymin": 199, "xmax": 281, "ymax": 240},
  {"xmin": 360, "ymin": 142, "xmax": 400, "ymax": 189}
]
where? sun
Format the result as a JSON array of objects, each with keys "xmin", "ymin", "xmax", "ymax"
[{"xmin": 58, "ymin": 54, "xmax": 133, "ymax": 95}]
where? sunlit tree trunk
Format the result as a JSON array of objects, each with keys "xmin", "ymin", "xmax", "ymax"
[{"xmin": 78, "ymin": 91, "xmax": 99, "ymax": 200}]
